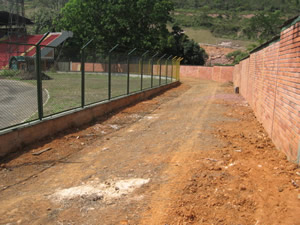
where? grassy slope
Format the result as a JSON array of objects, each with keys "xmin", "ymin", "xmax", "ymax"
[
  {"xmin": 181, "ymin": 27, "xmax": 254, "ymax": 48},
  {"xmin": 171, "ymin": 9, "xmax": 256, "ymax": 48}
]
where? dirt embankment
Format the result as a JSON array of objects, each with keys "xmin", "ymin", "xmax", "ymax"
[
  {"xmin": 0, "ymin": 79, "xmax": 299, "ymax": 225},
  {"xmin": 142, "ymin": 83, "xmax": 300, "ymax": 224},
  {"xmin": 200, "ymin": 44, "xmax": 239, "ymax": 65}
]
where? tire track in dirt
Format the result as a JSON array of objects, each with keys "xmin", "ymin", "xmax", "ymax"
[
  {"xmin": 0, "ymin": 82, "xmax": 193, "ymax": 225},
  {"xmin": 140, "ymin": 80, "xmax": 221, "ymax": 224},
  {"xmin": 1, "ymin": 78, "xmax": 298, "ymax": 225}
]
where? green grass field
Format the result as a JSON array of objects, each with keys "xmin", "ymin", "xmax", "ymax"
[
  {"xmin": 0, "ymin": 71, "xmax": 173, "ymax": 123},
  {"xmin": 39, "ymin": 72, "xmax": 169, "ymax": 117},
  {"xmin": 181, "ymin": 27, "xmax": 254, "ymax": 48}
]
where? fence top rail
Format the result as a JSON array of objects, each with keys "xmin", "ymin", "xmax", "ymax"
[
  {"xmin": 81, "ymin": 39, "xmax": 94, "ymax": 50},
  {"xmin": 128, "ymin": 48, "xmax": 137, "ymax": 56},
  {"xmin": 36, "ymin": 32, "xmax": 50, "ymax": 46}
]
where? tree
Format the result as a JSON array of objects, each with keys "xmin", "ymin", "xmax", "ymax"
[
  {"xmin": 244, "ymin": 11, "xmax": 284, "ymax": 41},
  {"xmin": 30, "ymin": 0, "xmax": 69, "ymax": 34},
  {"xmin": 32, "ymin": 10, "xmax": 58, "ymax": 33},
  {"xmin": 226, "ymin": 50, "xmax": 249, "ymax": 64},
  {"xmin": 56, "ymin": 0, "xmax": 174, "ymax": 53},
  {"xmin": 182, "ymin": 40, "xmax": 207, "ymax": 65},
  {"xmin": 193, "ymin": 12, "xmax": 213, "ymax": 27},
  {"xmin": 164, "ymin": 25, "xmax": 208, "ymax": 65},
  {"xmin": 32, "ymin": 0, "xmax": 69, "ymax": 11}
]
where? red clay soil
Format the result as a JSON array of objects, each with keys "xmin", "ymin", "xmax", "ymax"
[
  {"xmin": 201, "ymin": 44, "xmax": 237, "ymax": 65},
  {"xmin": 0, "ymin": 78, "xmax": 299, "ymax": 225}
]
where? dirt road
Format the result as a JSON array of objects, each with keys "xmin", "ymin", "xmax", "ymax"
[{"xmin": 0, "ymin": 78, "xmax": 299, "ymax": 225}]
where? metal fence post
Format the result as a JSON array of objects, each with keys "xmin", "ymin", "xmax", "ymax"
[
  {"xmin": 176, "ymin": 58, "xmax": 180, "ymax": 81},
  {"xmin": 127, "ymin": 48, "xmax": 136, "ymax": 95},
  {"xmin": 171, "ymin": 56, "xmax": 177, "ymax": 82},
  {"xmin": 36, "ymin": 45, "xmax": 43, "ymax": 120},
  {"xmin": 176, "ymin": 57, "xmax": 183, "ymax": 81},
  {"xmin": 158, "ymin": 54, "xmax": 166, "ymax": 86},
  {"xmin": 81, "ymin": 39, "xmax": 93, "ymax": 108},
  {"xmin": 81, "ymin": 49, "xmax": 85, "ymax": 107},
  {"xmin": 166, "ymin": 55, "xmax": 172, "ymax": 84},
  {"xmin": 179, "ymin": 57, "xmax": 183, "ymax": 81},
  {"xmin": 35, "ymin": 32, "xmax": 49, "ymax": 120},
  {"xmin": 108, "ymin": 54, "xmax": 111, "ymax": 99},
  {"xmin": 108, "ymin": 44, "xmax": 119, "ymax": 100},
  {"xmin": 151, "ymin": 53, "xmax": 159, "ymax": 88},
  {"xmin": 140, "ymin": 50, "xmax": 149, "ymax": 91}
]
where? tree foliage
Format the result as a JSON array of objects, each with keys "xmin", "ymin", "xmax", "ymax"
[
  {"xmin": 165, "ymin": 25, "xmax": 208, "ymax": 65},
  {"xmin": 30, "ymin": 0, "xmax": 69, "ymax": 34},
  {"xmin": 32, "ymin": 10, "xmax": 58, "ymax": 33},
  {"xmin": 32, "ymin": 0, "xmax": 69, "ymax": 11},
  {"xmin": 57, "ymin": 0, "xmax": 174, "ymax": 52},
  {"xmin": 226, "ymin": 50, "xmax": 249, "ymax": 64},
  {"xmin": 244, "ymin": 11, "xmax": 284, "ymax": 41}
]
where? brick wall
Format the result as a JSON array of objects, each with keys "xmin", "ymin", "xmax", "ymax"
[
  {"xmin": 70, "ymin": 63, "xmax": 234, "ymax": 83},
  {"xmin": 233, "ymin": 18, "xmax": 300, "ymax": 163},
  {"xmin": 70, "ymin": 62, "xmax": 159, "ymax": 75},
  {"xmin": 180, "ymin": 65, "xmax": 234, "ymax": 82}
]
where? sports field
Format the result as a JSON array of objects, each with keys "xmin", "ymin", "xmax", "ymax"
[
  {"xmin": 0, "ymin": 71, "xmax": 173, "ymax": 129},
  {"xmin": 32, "ymin": 72, "xmax": 169, "ymax": 117}
]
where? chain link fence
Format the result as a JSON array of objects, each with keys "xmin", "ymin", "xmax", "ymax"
[
  {"xmin": 0, "ymin": 36, "xmax": 182, "ymax": 131},
  {"xmin": 0, "ymin": 42, "xmax": 39, "ymax": 129}
]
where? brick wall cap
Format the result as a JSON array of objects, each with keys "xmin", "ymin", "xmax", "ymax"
[{"xmin": 249, "ymin": 35, "xmax": 280, "ymax": 54}]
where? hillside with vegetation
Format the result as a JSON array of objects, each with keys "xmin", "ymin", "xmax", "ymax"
[
  {"xmin": 170, "ymin": 0, "xmax": 299, "ymax": 64},
  {"xmin": 4, "ymin": 0, "xmax": 300, "ymax": 65},
  {"xmin": 171, "ymin": 0, "xmax": 299, "ymax": 42},
  {"xmin": 172, "ymin": 0, "xmax": 299, "ymax": 13}
]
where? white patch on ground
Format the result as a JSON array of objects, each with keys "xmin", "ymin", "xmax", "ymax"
[
  {"xmin": 129, "ymin": 114, "xmax": 142, "ymax": 119},
  {"xmin": 93, "ymin": 124, "xmax": 105, "ymax": 130},
  {"xmin": 109, "ymin": 124, "xmax": 120, "ymax": 130},
  {"xmin": 50, "ymin": 178, "xmax": 150, "ymax": 203},
  {"xmin": 145, "ymin": 114, "xmax": 159, "ymax": 120}
]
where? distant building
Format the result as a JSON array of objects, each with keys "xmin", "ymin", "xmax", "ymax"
[{"xmin": 0, "ymin": 10, "xmax": 73, "ymax": 70}]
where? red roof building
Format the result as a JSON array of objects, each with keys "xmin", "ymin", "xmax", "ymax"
[{"xmin": 0, "ymin": 31, "xmax": 73, "ymax": 69}]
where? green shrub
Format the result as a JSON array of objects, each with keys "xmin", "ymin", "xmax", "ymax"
[
  {"xmin": 226, "ymin": 50, "xmax": 249, "ymax": 64},
  {"xmin": 0, "ymin": 69, "xmax": 20, "ymax": 77}
]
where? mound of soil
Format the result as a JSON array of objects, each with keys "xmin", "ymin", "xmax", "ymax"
[{"xmin": 19, "ymin": 71, "xmax": 53, "ymax": 80}]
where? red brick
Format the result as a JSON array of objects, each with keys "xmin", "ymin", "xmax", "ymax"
[{"xmin": 233, "ymin": 21, "xmax": 300, "ymax": 163}]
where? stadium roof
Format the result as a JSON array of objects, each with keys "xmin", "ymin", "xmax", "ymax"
[{"xmin": 0, "ymin": 11, "xmax": 33, "ymax": 26}]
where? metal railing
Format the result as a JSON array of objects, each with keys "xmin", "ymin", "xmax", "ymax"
[{"xmin": 0, "ymin": 37, "xmax": 183, "ymax": 131}]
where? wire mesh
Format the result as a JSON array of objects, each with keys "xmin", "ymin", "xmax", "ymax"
[
  {"xmin": 41, "ymin": 44, "xmax": 81, "ymax": 117},
  {"xmin": 153, "ymin": 58, "xmax": 160, "ymax": 87},
  {"xmin": 166, "ymin": 58, "xmax": 173, "ymax": 84},
  {"xmin": 85, "ymin": 48, "xmax": 109, "ymax": 105},
  {"xmin": 0, "ymin": 38, "xmax": 181, "ymax": 131},
  {"xmin": 142, "ymin": 56, "xmax": 152, "ymax": 90},
  {"xmin": 128, "ymin": 55, "xmax": 142, "ymax": 93},
  {"xmin": 160, "ymin": 59, "xmax": 166, "ymax": 85},
  {"xmin": 171, "ymin": 58, "xmax": 176, "ymax": 82},
  {"xmin": 0, "ymin": 43, "xmax": 39, "ymax": 130},
  {"xmin": 110, "ymin": 52, "xmax": 128, "ymax": 98}
]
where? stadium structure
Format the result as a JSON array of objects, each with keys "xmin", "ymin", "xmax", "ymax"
[{"xmin": 0, "ymin": 0, "xmax": 72, "ymax": 70}]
